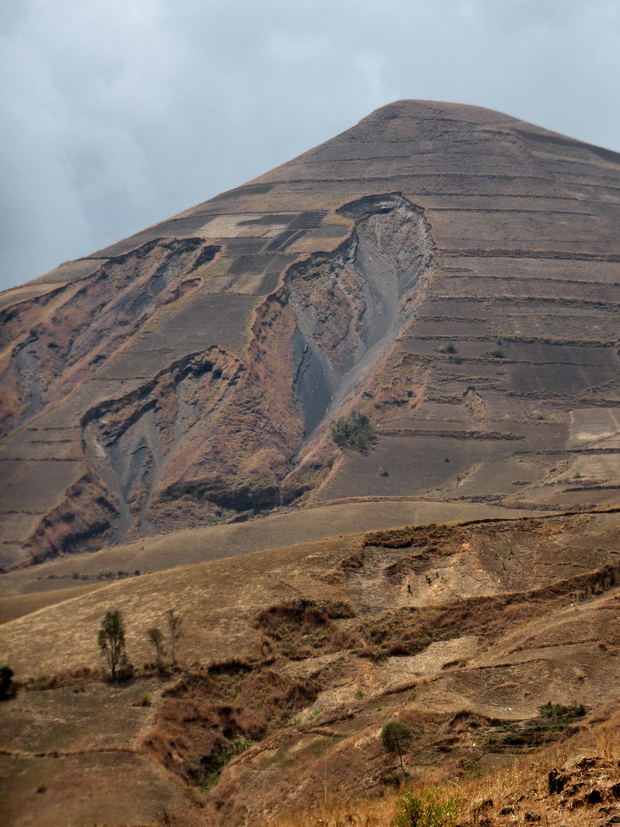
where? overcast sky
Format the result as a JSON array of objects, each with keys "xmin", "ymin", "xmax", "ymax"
[{"xmin": 1, "ymin": 0, "xmax": 619, "ymax": 293}]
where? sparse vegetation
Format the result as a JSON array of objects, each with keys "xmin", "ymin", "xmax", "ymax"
[
  {"xmin": 331, "ymin": 410, "xmax": 376, "ymax": 452},
  {"xmin": 393, "ymin": 786, "xmax": 460, "ymax": 827},
  {"xmin": 538, "ymin": 701, "xmax": 586, "ymax": 723},
  {"xmin": 253, "ymin": 598, "xmax": 358, "ymax": 659},
  {"xmin": 379, "ymin": 466, "xmax": 390, "ymax": 477}
]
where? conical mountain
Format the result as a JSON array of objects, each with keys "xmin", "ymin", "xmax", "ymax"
[{"xmin": 2, "ymin": 100, "xmax": 620, "ymax": 568}]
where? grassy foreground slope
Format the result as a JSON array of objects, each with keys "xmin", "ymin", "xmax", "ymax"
[{"xmin": 1, "ymin": 510, "xmax": 620, "ymax": 825}]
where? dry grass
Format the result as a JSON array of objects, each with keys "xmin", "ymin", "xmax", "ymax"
[
  {"xmin": 3, "ymin": 511, "xmax": 620, "ymax": 826},
  {"xmin": 0, "ymin": 582, "xmax": 105, "ymax": 624},
  {"xmin": 264, "ymin": 709, "xmax": 620, "ymax": 827}
]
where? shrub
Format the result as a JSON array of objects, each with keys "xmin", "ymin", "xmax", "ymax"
[
  {"xmin": 491, "ymin": 348, "xmax": 505, "ymax": 359},
  {"xmin": 0, "ymin": 665, "xmax": 14, "ymax": 700},
  {"xmin": 393, "ymin": 787, "xmax": 460, "ymax": 827},
  {"xmin": 445, "ymin": 343, "xmax": 457, "ymax": 354},
  {"xmin": 538, "ymin": 701, "xmax": 586, "ymax": 721},
  {"xmin": 331, "ymin": 410, "xmax": 376, "ymax": 452}
]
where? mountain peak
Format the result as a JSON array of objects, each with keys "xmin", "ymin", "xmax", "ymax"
[{"xmin": 1, "ymin": 103, "xmax": 620, "ymax": 567}]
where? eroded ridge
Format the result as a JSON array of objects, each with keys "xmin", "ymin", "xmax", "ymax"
[
  {"xmin": 16, "ymin": 196, "xmax": 436, "ymax": 560},
  {"xmin": 286, "ymin": 194, "xmax": 435, "ymax": 436},
  {"xmin": 0, "ymin": 238, "xmax": 218, "ymax": 438}
]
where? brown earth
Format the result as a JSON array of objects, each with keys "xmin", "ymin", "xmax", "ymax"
[
  {"xmin": 2, "ymin": 100, "xmax": 620, "ymax": 568},
  {"xmin": 2, "ymin": 100, "xmax": 620, "ymax": 826},
  {"xmin": 2, "ymin": 510, "xmax": 620, "ymax": 825}
]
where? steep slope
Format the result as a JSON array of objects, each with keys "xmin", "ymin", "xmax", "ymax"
[{"xmin": 1, "ymin": 100, "xmax": 620, "ymax": 567}]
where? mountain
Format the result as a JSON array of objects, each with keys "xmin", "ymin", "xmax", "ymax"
[
  {"xmin": 2, "ymin": 100, "xmax": 620, "ymax": 569},
  {"xmin": 2, "ymin": 99, "xmax": 620, "ymax": 826}
]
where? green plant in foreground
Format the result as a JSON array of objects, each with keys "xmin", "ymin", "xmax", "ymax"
[
  {"xmin": 393, "ymin": 786, "xmax": 460, "ymax": 827},
  {"xmin": 199, "ymin": 736, "xmax": 252, "ymax": 792}
]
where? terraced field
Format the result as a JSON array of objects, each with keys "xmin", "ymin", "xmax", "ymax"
[{"xmin": 1, "ymin": 100, "xmax": 619, "ymax": 572}]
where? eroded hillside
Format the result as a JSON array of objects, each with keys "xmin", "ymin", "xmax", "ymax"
[
  {"xmin": 2, "ymin": 510, "xmax": 620, "ymax": 826},
  {"xmin": 1, "ymin": 99, "xmax": 620, "ymax": 569}
]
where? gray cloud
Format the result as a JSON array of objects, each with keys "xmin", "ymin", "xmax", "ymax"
[{"xmin": 2, "ymin": 0, "xmax": 619, "ymax": 291}]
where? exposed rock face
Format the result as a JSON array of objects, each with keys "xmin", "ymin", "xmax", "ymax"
[{"xmin": 2, "ymin": 100, "xmax": 620, "ymax": 566}]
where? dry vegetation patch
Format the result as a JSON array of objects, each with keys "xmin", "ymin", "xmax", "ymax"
[
  {"xmin": 254, "ymin": 598, "xmax": 359, "ymax": 659},
  {"xmin": 2, "ymin": 511, "xmax": 620, "ymax": 825},
  {"xmin": 143, "ymin": 658, "xmax": 322, "ymax": 789}
]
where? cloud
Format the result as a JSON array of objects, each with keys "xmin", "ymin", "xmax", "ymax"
[{"xmin": 1, "ymin": 0, "xmax": 619, "ymax": 291}]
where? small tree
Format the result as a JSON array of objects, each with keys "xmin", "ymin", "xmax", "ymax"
[
  {"xmin": 166, "ymin": 610, "xmax": 183, "ymax": 668},
  {"xmin": 147, "ymin": 627, "xmax": 166, "ymax": 668},
  {"xmin": 382, "ymin": 718, "xmax": 413, "ymax": 778},
  {"xmin": 98, "ymin": 610, "xmax": 127, "ymax": 681},
  {"xmin": 0, "ymin": 665, "xmax": 14, "ymax": 700}
]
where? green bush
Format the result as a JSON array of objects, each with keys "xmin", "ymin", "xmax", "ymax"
[
  {"xmin": 331, "ymin": 411, "xmax": 376, "ymax": 452},
  {"xmin": 538, "ymin": 701, "xmax": 586, "ymax": 720},
  {"xmin": 393, "ymin": 787, "xmax": 460, "ymax": 827},
  {"xmin": 491, "ymin": 348, "xmax": 505, "ymax": 359}
]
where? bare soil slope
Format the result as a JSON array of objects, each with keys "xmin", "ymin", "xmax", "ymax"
[
  {"xmin": 2, "ymin": 510, "xmax": 620, "ymax": 825},
  {"xmin": 2, "ymin": 101, "xmax": 620, "ymax": 568}
]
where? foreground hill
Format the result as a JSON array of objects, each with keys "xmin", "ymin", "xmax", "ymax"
[
  {"xmin": 2, "ymin": 100, "xmax": 620, "ymax": 568},
  {"xmin": 2, "ymin": 509, "xmax": 620, "ymax": 825}
]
